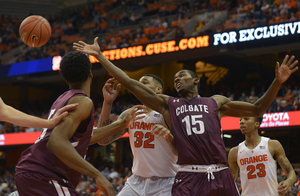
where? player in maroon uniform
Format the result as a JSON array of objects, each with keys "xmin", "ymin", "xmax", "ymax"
[
  {"xmin": 74, "ymin": 38, "xmax": 298, "ymax": 196},
  {"xmin": 15, "ymin": 51, "xmax": 145, "ymax": 196}
]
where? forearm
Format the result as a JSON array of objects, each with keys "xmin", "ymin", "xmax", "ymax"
[
  {"xmin": 47, "ymin": 139, "xmax": 101, "ymax": 178},
  {"xmin": 254, "ymin": 79, "xmax": 282, "ymax": 115},
  {"xmin": 90, "ymin": 120, "xmax": 127, "ymax": 145},
  {"xmin": 96, "ymin": 53, "xmax": 162, "ymax": 111},
  {"xmin": 1, "ymin": 105, "xmax": 50, "ymax": 128},
  {"xmin": 97, "ymin": 101, "xmax": 112, "ymax": 128},
  {"xmin": 284, "ymin": 168, "xmax": 297, "ymax": 187},
  {"xmin": 97, "ymin": 129, "xmax": 128, "ymax": 145},
  {"xmin": 97, "ymin": 53, "xmax": 133, "ymax": 87}
]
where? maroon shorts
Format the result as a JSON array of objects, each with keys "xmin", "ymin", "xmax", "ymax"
[
  {"xmin": 15, "ymin": 172, "xmax": 80, "ymax": 196},
  {"xmin": 172, "ymin": 168, "xmax": 240, "ymax": 196}
]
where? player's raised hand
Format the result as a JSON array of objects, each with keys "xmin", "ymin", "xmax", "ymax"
[
  {"xmin": 47, "ymin": 103, "xmax": 78, "ymax": 128},
  {"xmin": 151, "ymin": 124, "xmax": 174, "ymax": 141},
  {"xmin": 103, "ymin": 78, "xmax": 121, "ymax": 104},
  {"xmin": 118, "ymin": 105, "xmax": 147, "ymax": 128},
  {"xmin": 276, "ymin": 55, "xmax": 298, "ymax": 84},
  {"xmin": 73, "ymin": 37, "xmax": 100, "ymax": 57}
]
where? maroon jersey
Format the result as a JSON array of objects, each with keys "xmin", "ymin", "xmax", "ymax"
[
  {"xmin": 168, "ymin": 95, "xmax": 228, "ymax": 165},
  {"xmin": 15, "ymin": 89, "xmax": 95, "ymax": 187}
]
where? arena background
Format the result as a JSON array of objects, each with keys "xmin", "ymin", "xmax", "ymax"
[{"xmin": 0, "ymin": 0, "xmax": 299, "ymax": 195}]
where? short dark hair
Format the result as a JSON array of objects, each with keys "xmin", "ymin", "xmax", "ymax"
[
  {"xmin": 255, "ymin": 116, "xmax": 263, "ymax": 125},
  {"xmin": 143, "ymin": 74, "xmax": 164, "ymax": 91},
  {"xmin": 60, "ymin": 51, "xmax": 91, "ymax": 84},
  {"xmin": 184, "ymin": 69, "xmax": 199, "ymax": 79}
]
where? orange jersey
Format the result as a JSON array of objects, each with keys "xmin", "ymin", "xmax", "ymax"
[{"xmin": 237, "ymin": 137, "xmax": 278, "ymax": 196}]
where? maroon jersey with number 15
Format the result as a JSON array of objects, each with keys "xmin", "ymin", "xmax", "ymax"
[
  {"xmin": 15, "ymin": 89, "xmax": 95, "ymax": 187},
  {"xmin": 168, "ymin": 95, "xmax": 228, "ymax": 165}
]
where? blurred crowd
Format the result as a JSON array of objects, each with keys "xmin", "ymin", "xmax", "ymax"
[{"xmin": 2, "ymin": 0, "xmax": 300, "ymax": 65}]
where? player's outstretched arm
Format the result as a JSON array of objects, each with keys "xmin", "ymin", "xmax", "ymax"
[
  {"xmin": 97, "ymin": 78, "xmax": 121, "ymax": 128},
  {"xmin": 270, "ymin": 140, "xmax": 297, "ymax": 196},
  {"xmin": 151, "ymin": 124, "xmax": 177, "ymax": 156},
  {"xmin": 90, "ymin": 105, "xmax": 147, "ymax": 145},
  {"xmin": 0, "ymin": 97, "xmax": 78, "ymax": 128},
  {"xmin": 46, "ymin": 96, "xmax": 114, "ymax": 196},
  {"xmin": 228, "ymin": 146, "xmax": 239, "ymax": 181},
  {"xmin": 215, "ymin": 55, "xmax": 298, "ymax": 118},
  {"xmin": 73, "ymin": 37, "xmax": 169, "ymax": 114}
]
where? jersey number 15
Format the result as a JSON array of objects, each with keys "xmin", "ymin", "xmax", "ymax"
[{"xmin": 182, "ymin": 115, "xmax": 205, "ymax": 135}]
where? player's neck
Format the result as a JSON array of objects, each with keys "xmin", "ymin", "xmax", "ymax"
[
  {"xmin": 180, "ymin": 91, "xmax": 198, "ymax": 99},
  {"xmin": 245, "ymin": 132, "xmax": 261, "ymax": 149},
  {"xmin": 69, "ymin": 83, "xmax": 91, "ymax": 97}
]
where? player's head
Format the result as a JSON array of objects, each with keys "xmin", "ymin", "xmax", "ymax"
[
  {"xmin": 174, "ymin": 69, "xmax": 199, "ymax": 97},
  {"xmin": 60, "ymin": 51, "xmax": 92, "ymax": 85},
  {"xmin": 239, "ymin": 117, "xmax": 263, "ymax": 134},
  {"xmin": 139, "ymin": 74, "xmax": 164, "ymax": 94}
]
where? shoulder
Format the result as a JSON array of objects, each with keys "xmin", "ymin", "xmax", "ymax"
[
  {"xmin": 67, "ymin": 95, "xmax": 93, "ymax": 120},
  {"xmin": 211, "ymin": 95, "xmax": 230, "ymax": 107},
  {"xmin": 228, "ymin": 146, "xmax": 239, "ymax": 160},
  {"xmin": 268, "ymin": 139, "xmax": 282, "ymax": 150}
]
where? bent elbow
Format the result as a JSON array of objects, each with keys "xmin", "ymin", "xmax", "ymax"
[{"xmin": 46, "ymin": 138, "xmax": 57, "ymax": 152}]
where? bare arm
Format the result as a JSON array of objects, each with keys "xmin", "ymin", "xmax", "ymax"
[
  {"xmin": 90, "ymin": 105, "xmax": 147, "ymax": 145},
  {"xmin": 0, "ymin": 97, "xmax": 78, "ymax": 129},
  {"xmin": 73, "ymin": 38, "xmax": 169, "ymax": 115},
  {"xmin": 214, "ymin": 55, "xmax": 298, "ymax": 119},
  {"xmin": 46, "ymin": 96, "xmax": 114, "ymax": 196},
  {"xmin": 228, "ymin": 146, "xmax": 239, "ymax": 181},
  {"xmin": 97, "ymin": 78, "xmax": 121, "ymax": 128},
  {"xmin": 270, "ymin": 140, "xmax": 296, "ymax": 196}
]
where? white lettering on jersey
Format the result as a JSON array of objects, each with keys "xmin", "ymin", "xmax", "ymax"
[{"xmin": 176, "ymin": 104, "xmax": 209, "ymax": 116}]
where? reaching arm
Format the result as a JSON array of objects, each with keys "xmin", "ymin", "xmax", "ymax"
[
  {"xmin": 228, "ymin": 147, "xmax": 239, "ymax": 181},
  {"xmin": 73, "ymin": 37, "xmax": 169, "ymax": 114},
  {"xmin": 90, "ymin": 105, "xmax": 147, "ymax": 145},
  {"xmin": 0, "ymin": 97, "xmax": 78, "ymax": 129},
  {"xmin": 46, "ymin": 96, "xmax": 114, "ymax": 196},
  {"xmin": 97, "ymin": 78, "xmax": 121, "ymax": 128},
  {"xmin": 215, "ymin": 55, "xmax": 298, "ymax": 118},
  {"xmin": 270, "ymin": 140, "xmax": 296, "ymax": 196}
]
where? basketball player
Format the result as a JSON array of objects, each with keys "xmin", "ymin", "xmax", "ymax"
[
  {"xmin": 96, "ymin": 76, "xmax": 178, "ymax": 196},
  {"xmin": 14, "ymin": 51, "xmax": 145, "ymax": 196},
  {"xmin": 73, "ymin": 37, "xmax": 298, "ymax": 195},
  {"xmin": 228, "ymin": 117, "xmax": 297, "ymax": 196},
  {"xmin": 0, "ymin": 97, "xmax": 77, "ymax": 129}
]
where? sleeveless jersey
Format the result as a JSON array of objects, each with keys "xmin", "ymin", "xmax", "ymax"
[
  {"xmin": 168, "ymin": 95, "xmax": 228, "ymax": 165},
  {"xmin": 237, "ymin": 137, "xmax": 278, "ymax": 196},
  {"xmin": 128, "ymin": 110, "xmax": 178, "ymax": 178},
  {"xmin": 15, "ymin": 89, "xmax": 95, "ymax": 187}
]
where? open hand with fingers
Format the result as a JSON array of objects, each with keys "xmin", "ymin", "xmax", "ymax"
[
  {"xmin": 276, "ymin": 55, "xmax": 299, "ymax": 84},
  {"xmin": 277, "ymin": 180, "xmax": 290, "ymax": 196},
  {"xmin": 118, "ymin": 105, "xmax": 147, "ymax": 128},
  {"xmin": 103, "ymin": 78, "xmax": 121, "ymax": 104},
  {"xmin": 151, "ymin": 124, "xmax": 174, "ymax": 141},
  {"xmin": 48, "ymin": 103, "xmax": 78, "ymax": 128},
  {"xmin": 73, "ymin": 37, "xmax": 101, "ymax": 57}
]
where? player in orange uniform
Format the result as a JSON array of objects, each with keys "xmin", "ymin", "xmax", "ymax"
[{"xmin": 228, "ymin": 117, "xmax": 297, "ymax": 196}]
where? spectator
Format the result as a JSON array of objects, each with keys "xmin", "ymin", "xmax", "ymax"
[{"xmin": 108, "ymin": 168, "xmax": 119, "ymax": 179}]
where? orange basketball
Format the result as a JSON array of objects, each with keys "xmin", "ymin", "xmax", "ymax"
[{"xmin": 19, "ymin": 15, "xmax": 52, "ymax": 47}]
